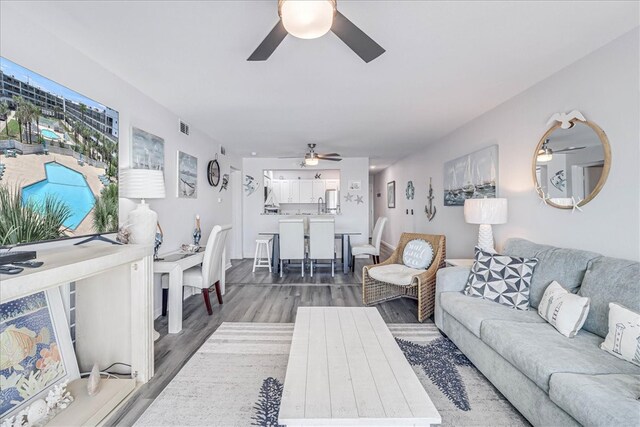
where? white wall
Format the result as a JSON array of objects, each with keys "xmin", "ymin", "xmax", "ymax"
[
  {"xmin": 1, "ymin": 8, "xmax": 241, "ymax": 316},
  {"xmin": 374, "ymin": 29, "xmax": 640, "ymax": 261},
  {"xmin": 242, "ymin": 158, "xmax": 370, "ymax": 258}
]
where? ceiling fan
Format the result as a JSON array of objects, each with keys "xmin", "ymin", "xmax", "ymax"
[
  {"xmin": 537, "ymin": 139, "xmax": 586, "ymax": 162},
  {"xmin": 281, "ymin": 143, "xmax": 342, "ymax": 166},
  {"xmin": 248, "ymin": 0, "xmax": 385, "ymax": 63}
]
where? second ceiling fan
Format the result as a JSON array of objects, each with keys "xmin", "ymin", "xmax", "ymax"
[{"xmin": 248, "ymin": 0, "xmax": 385, "ymax": 63}]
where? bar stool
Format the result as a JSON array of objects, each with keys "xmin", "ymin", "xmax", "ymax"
[{"xmin": 253, "ymin": 238, "xmax": 272, "ymax": 272}]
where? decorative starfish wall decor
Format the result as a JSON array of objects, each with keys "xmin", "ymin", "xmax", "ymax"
[
  {"xmin": 355, "ymin": 195, "xmax": 364, "ymax": 204},
  {"xmin": 344, "ymin": 193, "xmax": 354, "ymax": 202}
]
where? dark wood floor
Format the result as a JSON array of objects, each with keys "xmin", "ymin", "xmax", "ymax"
[{"xmin": 109, "ymin": 249, "xmax": 420, "ymax": 426}]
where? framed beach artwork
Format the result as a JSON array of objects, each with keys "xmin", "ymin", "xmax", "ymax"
[
  {"xmin": 0, "ymin": 289, "xmax": 79, "ymax": 419},
  {"xmin": 387, "ymin": 181, "xmax": 396, "ymax": 208},
  {"xmin": 131, "ymin": 127, "xmax": 165, "ymax": 171},
  {"xmin": 443, "ymin": 145, "xmax": 498, "ymax": 206},
  {"xmin": 177, "ymin": 151, "xmax": 198, "ymax": 198}
]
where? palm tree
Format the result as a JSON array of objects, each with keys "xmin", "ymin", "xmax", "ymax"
[
  {"xmin": 29, "ymin": 103, "xmax": 42, "ymax": 144},
  {"xmin": 0, "ymin": 101, "xmax": 9, "ymax": 137},
  {"xmin": 13, "ymin": 96, "xmax": 29, "ymax": 143},
  {"xmin": 92, "ymin": 183, "xmax": 118, "ymax": 233},
  {"xmin": 0, "ymin": 184, "xmax": 71, "ymax": 245}
]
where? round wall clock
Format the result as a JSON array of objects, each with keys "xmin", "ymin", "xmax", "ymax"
[{"xmin": 207, "ymin": 159, "xmax": 220, "ymax": 187}]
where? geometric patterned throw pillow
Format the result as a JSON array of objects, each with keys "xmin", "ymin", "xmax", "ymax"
[{"xmin": 464, "ymin": 247, "xmax": 539, "ymax": 310}]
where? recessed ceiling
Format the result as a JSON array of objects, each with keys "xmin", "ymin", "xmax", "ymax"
[{"xmin": 2, "ymin": 1, "xmax": 637, "ymax": 168}]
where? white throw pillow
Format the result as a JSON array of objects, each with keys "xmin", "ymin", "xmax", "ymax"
[
  {"xmin": 402, "ymin": 239, "xmax": 434, "ymax": 269},
  {"xmin": 538, "ymin": 281, "xmax": 590, "ymax": 338},
  {"xmin": 600, "ymin": 303, "xmax": 640, "ymax": 367}
]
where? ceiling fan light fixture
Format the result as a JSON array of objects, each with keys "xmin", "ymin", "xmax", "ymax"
[
  {"xmin": 304, "ymin": 156, "xmax": 319, "ymax": 166},
  {"xmin": 537, "ymin": 139, "xmax": 553, "ymax": 162},
  {"xmin": 279, "ymin": 0, "xmax": 336, "ymax": 40}
]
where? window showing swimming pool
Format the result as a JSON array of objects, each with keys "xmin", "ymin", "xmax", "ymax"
[{"xmin": 22, "ymin": 162, "xmax": 96, "ymax": 230}]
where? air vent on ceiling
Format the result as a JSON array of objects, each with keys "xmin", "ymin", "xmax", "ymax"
[{"xmin": 179, "ymin": 119, "xmax": 190, "ymax": 136}]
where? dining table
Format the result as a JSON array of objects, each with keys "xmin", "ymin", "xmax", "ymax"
[
  {"xmin": 258, "ymin": 231, "xmax": 361, "ymax": 274},
  {"xmin": 153, "ymin": 247, "xmax": 225, "ymax": 334}
]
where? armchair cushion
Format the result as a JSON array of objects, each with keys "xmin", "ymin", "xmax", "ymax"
[
  {"xmin": 368, "ymin": 264, "xmax": 424, "ymax": 286},
  {"xmin": 402, "ymin": 239, "xmax": 434, "ymax": 269}
]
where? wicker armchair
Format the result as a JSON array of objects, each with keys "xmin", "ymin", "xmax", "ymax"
[{"xmin": 362, "ymin": 233, "xmax": 446, "ymax": 322}]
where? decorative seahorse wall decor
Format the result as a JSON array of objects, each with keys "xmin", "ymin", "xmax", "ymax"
[{"xmin": 613, "ymin": 323, "xmax": 626, "ymax": 355}]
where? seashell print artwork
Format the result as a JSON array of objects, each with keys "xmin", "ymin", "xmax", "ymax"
[{"xmin": 0, "ymin": 292, "xmax": 67, "ymax": 418}]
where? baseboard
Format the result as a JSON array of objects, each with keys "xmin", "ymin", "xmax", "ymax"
[{"xmin": 381, "ymin": 240, "xmax": 396, "ymax": 251}]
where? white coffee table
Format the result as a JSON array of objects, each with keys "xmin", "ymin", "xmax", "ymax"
[{"xmin": 279, "ymin": 307, "xmax": 441, "ymax": 426}]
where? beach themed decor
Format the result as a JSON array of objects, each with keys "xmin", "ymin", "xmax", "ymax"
[
  {"xmin": 87, "ymin": 364, "xmax": 101, "ymax": 396},
  {"xmin": 244, "ymin": 175, "xmax": 258, "ymax": 196},
  {"xmin": 1, "ymin": 380, "xmax": 74, "ymax": 427},
  {"xmin": 177, "ymin": 151, "xmax": 198, "ymax": 198},
  {"xmin": 387, "ymin": 181, "xmax": 396, "ymax": 208},
  {"xmin": 444, "ymin": 145, "xmax": 498, "ymax": 206},
  {"xmin": 131, "ymin": 127, "xmax": 165, "ymax": 171},
  {"xmin": 405, "ymin": 181, "xmax": 415, "ymax": 200},
  {"xmin": 219, "ymin": 174, "xmax": 229, "ymax": 192},
  {"xmin": 154, "ymin": 222, "xmax": 163, "ymax": 261},
  {"xmin": 207, "ymin": 156, "xmax": 220, "ymax": 187},
  {"xmin": 425, "ymin": 177, "xmax": 436, "ymax": 221},
  {"xmin": 0, "ymin": 289, "xmax": 79, "ymax": 420},
  {"xmin": 193, "ymin": 215, "xmax": 202, "ymax": 247}
]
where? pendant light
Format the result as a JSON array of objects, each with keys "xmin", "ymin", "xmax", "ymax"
[{"xmin": 279, "ymin": 0, "xmax": 336, "ymax": 39}]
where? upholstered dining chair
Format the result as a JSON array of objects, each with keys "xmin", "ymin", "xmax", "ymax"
[
  {"xmin": 351, "ymin": 216, "xmax": 387, "ymax": 271},
  {"xmin": 309, "ymin": 217, "xmax": 336, "ymax": 277},
  {"xmin": 279, "ymin": 218, "xmax": 306, "ymax": 278},
  {"xmin": 162, "ymin": 224, "xmax": 232, "ymax": 316},
  {"xmin": 362, "ymin": 233, "xmax": 446, "ymax": 322}
]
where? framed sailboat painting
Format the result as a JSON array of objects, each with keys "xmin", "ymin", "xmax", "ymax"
[{"xmin": 443, "ymin": 145, "xmax": 498, "ymax": 206}]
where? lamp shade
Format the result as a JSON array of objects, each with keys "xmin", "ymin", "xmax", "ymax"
[
  {"xmin": 120, "ymin": 169, "xmax": 166, "ymax": 199},
  {"xmin": 464, "ymin": 198, "xmax": 507, "ymax": 225}
]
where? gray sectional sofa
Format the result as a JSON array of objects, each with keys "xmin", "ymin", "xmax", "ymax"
[{"xmin": 434, "ymin": 238, "xmax": 640, "ymax": 426}]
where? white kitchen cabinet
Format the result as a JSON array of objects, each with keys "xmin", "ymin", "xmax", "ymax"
[
  {"xmin": 289, "ymin": 180, "xmax": 300, "ymax": 203},
  {"xmin": 312, "ymin": 180, "xmax": 326, "ymax": 200},
  {"xmin": 325, "ymin": 179, "xmax": 340, "ymax": 191},
  {"xmin": 299, "ymin": 180, "xmax": 313, "ymax": 203},
  {"xmin": 279, "ymin": 180, "xmax": 290, "ymax": 203},
  {"xmin": 272, "ymin": 180, "xmax": 282, "ymax": 204}
]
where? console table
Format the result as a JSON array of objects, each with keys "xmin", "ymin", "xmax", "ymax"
[{"xmin": 1, "ymin": 243, "xmax": 154, "ymax": 426}]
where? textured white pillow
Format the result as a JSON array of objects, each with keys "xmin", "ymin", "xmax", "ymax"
[
  {"xmin": 601, "ymin": 303, "xmax": 640, "ymax": 367},
  {"xmin": 538, "ymin": 281, "xmax": 590, "ymax": 338},
  {"xmin": 402, "ymin": 239, "xmax": 434, "ymax": 269}
]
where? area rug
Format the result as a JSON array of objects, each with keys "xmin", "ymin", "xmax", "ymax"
[{"xmin": 135, "ymin": 322, "xmax": 529, "ymax": 426}]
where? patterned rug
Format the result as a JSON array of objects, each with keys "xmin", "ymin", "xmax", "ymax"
[{"xmin": 135, "ymin": 323, "xmax": 528, "ymax": 426}]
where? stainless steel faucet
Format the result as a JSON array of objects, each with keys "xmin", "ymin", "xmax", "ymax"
[{"xmin": 317, "ymin": 197, "xmax": 324, "ymax": 215}]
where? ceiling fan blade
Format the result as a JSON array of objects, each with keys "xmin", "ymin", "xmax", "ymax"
[
  {"xmin": 331, "ymin": 11, "xmax": 385, "ymax": 63},
  {"xmin": 318, "ymin": 157, "xmax": 342, "ymax": 161},
  {"xmin": 248, "ymin": 20, "xmax": 288, "ymax": 61},
  {"xmin": 555, "ymin": 146, "xmax": 586, "ymax": 153},
  {"xmin": 317, "ymin": 153, "xmax": 341, "ymax": 158}
]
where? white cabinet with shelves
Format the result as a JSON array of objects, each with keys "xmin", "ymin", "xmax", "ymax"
[{"xmin": 274, "ymin": 178, "xmax": 339, "ymax": 204}]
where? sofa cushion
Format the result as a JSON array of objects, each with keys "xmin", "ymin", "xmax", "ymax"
[
  {"xmin": 600, "ymin": 303, "xmax": 640, "ymax": 366},
  {"xmin": 538, "ymin": 281, "xmax": 590, "ymax": 338},
  {"xmin": 549, "ymin": 373, "xmax": 640, "ymax": 427},
  {"xmin": 440, "ymin": 291, "xmax": 545, "ymax": 338},
  {"xmin": 578, "ymin": 257, "xmax": 640, "ymax": 338},
  {"xmin": 464, "ymin": 247, "xmax": 538, "ymax": 310},
  {"xmin": 368, "ymin": 264, "xmax": 423, "ymax": 286},
  {"xmin": 502, "ymin": 238, "xmax": 601, "ymax": 309},
  {"xmin": 480, "ymin": 320, "xmax": 640, "ymax": 392}
]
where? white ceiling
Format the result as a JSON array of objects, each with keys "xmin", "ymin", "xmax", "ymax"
[{"xmin": 3, "ymin": 1, "xmax": 638, "ymax": 168}]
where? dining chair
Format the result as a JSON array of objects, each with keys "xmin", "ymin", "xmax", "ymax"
[
  {"xmin": 309, "ymin": 217, "xmax": 336, "ymax": 277},
  {"xmin": 162, "ymin": 224, "xmax": 232, "ymax": 316},
  {"xmin": 351, "ymin": 216, "xmax": 388, "ymax": 271},
  {"xmin": 279, "ymin": 218, "xmax": 305, "ymax": 278}
]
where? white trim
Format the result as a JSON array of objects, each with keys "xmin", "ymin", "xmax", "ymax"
[{"xmin": 381, "ymin": 240, "xmax": 396, "ymax": 251}]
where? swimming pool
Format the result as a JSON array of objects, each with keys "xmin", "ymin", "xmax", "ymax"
[
  {"xmin": 22, "ymin": 162, "xmax": 96, "ymax": 230},
  {"xmin": 40, "ymin": 129, "xmax": 60, "ymax": 140}
]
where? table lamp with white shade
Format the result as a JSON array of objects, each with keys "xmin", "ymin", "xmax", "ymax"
[
  {"xmin": 120, "ymin": 169, "xmax": 166, "ymax": 245},
  {"xmin": 464, "ymin": 198, "xmax": 508, "ymax": 252}
]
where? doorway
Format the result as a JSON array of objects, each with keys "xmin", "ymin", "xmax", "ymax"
[{"xmin": 230, "ymin": 167, "xmax": 243, "ymax": 260}]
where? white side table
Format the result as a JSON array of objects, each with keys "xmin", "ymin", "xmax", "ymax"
[{"xmin": 445, "ymin": 258, "xmax": 474, "ymax": 267}]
